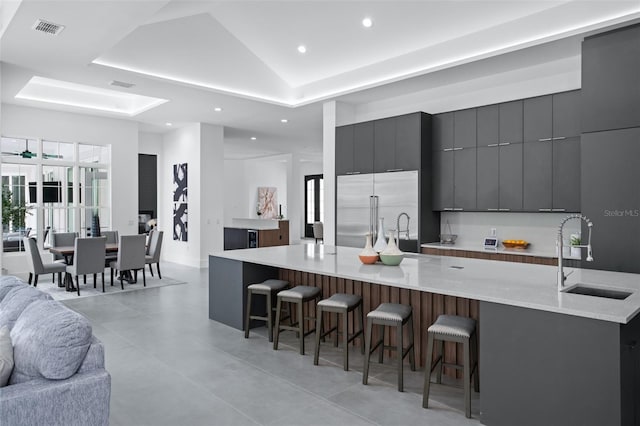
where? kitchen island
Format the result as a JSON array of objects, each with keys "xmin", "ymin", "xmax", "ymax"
[{"xmin": 209, "ymin": 244, "xmax": 640, "ymax": 426}]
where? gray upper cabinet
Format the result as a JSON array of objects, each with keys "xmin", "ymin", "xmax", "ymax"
[
  {"xmin": 335, "ymin": 125, "xmax": 354, "ymax": 175},
  {"xmin": 454, "ymin": 109, "xmax": 477, "ymax": 148},
  {"xmin": 477, "ymin": 105, "xmax": 499, "ymax": 147},
  {"xmin": 552, "ymin": 90, "xmax": 581, "ymax": 138},
  {"xmin": 454, "ymin": 147, "xmax": 477, "ymax": 210},
  {"xmin": 498, "ymin": 142, "xmax": 523, "ymax": 211},
  {"xmin": 374, "ymin": 118, "xmax": 397, "ymax": 173},
  {"xmin": 499, "ymin": 101, "xmax": 523, "ymax": 144},
  {"xmin": 433, "ymin": 150, "xmax": 454, "ymax": 210},
  {"xmin": 433, "ymin": 112, "xmax": 454, "ymax": 151},
  {"xmin": 353, "ymin": 122, "xmax": 374, "ymax": 174},
  {"xmin": 552, "ymin": 137, "xmax": 580, "ymax": 212},
  {"xmin": 524, "ymin": 96, "xmax": 552, "ymax": 142},
  {"xmin": 582, "ymin": 24, "xmax": 640, "ymax": 134},
  {"xmin": 394, "ymin": 113, "xmax": 422, "ymax": 172},
  {"xmin": 523, "ymin": 140, "xmax": 553, "ymax": 211},
  {"xmin": 476, "ymin": 145, "xmax": 499, "ymax": 210}
]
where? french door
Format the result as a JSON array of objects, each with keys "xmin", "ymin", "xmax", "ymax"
[{"xmin": 304, "ymin": 174, "xmax": 323, "ymax": 238}]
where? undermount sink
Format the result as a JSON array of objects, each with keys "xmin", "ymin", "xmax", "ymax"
[{"xmin": 562, "ymin": 284, "xmax": 632, "ymax": 300}]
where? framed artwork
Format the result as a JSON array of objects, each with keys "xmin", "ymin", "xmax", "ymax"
[
  {"xmin": 173, "ymin": 163, "xmax": 188, "ymax": 241},
  {"xmin": 257, "ymin": 187, "xmax": 277, "ymax": 219}
]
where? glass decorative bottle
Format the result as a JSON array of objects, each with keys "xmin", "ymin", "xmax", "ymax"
[
  {"xmin": 359, "ymin": 233, "xmax": 379, "ymax": 264},
  {"xmin": 373, "ymin": 218, "xmax": 387, "ymax": 253}
]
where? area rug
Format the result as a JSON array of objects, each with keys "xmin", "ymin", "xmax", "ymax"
[{"xmin": 32, "ymin": 273, "xmax": 186, "ymax": 301}]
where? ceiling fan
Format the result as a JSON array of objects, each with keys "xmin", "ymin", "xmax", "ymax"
[{"xmin": 1, "ymin": 140, "xmax": 63, "ymax": 159}]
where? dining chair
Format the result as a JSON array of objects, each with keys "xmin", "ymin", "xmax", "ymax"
[
  {"xmin": 102, "ymin": 230, "xmax": 119, "ymax": 266},
  {"xmin": 51, "ymin": 231, "xmax": 79, "ymax": 283},
  {"xmin": 110, "ymin": 234, "xmax": 146, "ymax": 290},
  {"xmin": 23, "ymin": 237, "xmax": 66, "ymax": 287},
  {"xmin": 65, "ymin": 237, "xmax": 107, "ymax": 295},
  {"xmin": 145, "ymin": 230, "xmax": 163, "ymax": 279},
  {"xmin": 145, "ymin": 229, "xmax": 154, "ymax": 255}
]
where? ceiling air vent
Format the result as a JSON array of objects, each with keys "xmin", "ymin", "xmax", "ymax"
[
  {"xmin": 32, "ymin": 19, "xmax": 65, "ymax": 35},
  {"xmin": 109, "ymin": 80, "xmax": 136, "ymax": 89}
]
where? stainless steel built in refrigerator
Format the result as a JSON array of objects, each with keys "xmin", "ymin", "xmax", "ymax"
[{"xmin": 336, "ymin": 170, "xmax": 418, "ymax": 248}]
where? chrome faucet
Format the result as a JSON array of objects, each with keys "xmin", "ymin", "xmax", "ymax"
[
  {"xmin": 557, "ymin": 214, "xmax": 594, "ymax": 291},
  {"xmin": 397, "ymin": 212, "xmax": 410, "ymax": 241}
]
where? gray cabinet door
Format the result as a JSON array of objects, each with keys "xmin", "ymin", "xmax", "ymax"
[
  {"xmin": 335, "ymin": 125, "xmax": 354, "ymax": 175},
  {"xmin": 552, "ymin": 137, "xmax": 580, "ymax": 212},
  {"xmin": 553, "ymin": 90, "xmax": 581, "ymax": 138},
  {"xmin": 454, "ymin": 147, "xmax": 477, "ymax": 210},
  {"xmin": 374, "ymin": 118, "xmax": 396, "ymax": 173},
  {"xmin": 477, "ymin": 145, "xmax": 500, "ymax": 210},
  {"xmin": 454, "ymin": 108, "xmax": 477, "ymax": 148},
  {"xmin": 524, "ymin": 95, "xmax": 552, "ymax": 143},
  {"xmin": 433, "ymin": 150, "xmax": 454, "ymax": 210},
  {"xmin": 395, "ymin": 113, "xmax": 422, "ymax": 171},
  {"xmin": 499, "ymin": 101, "xmax": 523, "ymax": 144},
  {"xmin": 581, "ymin": 127, "xmax": 640, "ymax": 273},
  {"xmin": 478, "ymin": 105, "xmax": 499, "ymax": 147},
  {"xmin": 499, "ymin": 143, "xmax": 523, "ymax": 211},
  {"xmin": 582, "ymin": 25, "xmax": 640, "ymax": 133},
  {"xmin": 353, "ymin": 122, "xmax": 374, "ymax": 174},
  {"xmin": 433, "ymin": 112, "xmax": 454, "ymax": 151},
  {"xmin": 523, "ymin": 140, "xmax": 552, "ymax": 211}
]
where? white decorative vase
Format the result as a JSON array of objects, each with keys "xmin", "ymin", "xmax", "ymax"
[
  {"xmin": 380, "ymin": 231, "xmax": 404, "ymax": 266},
  {"xmin": 570, "ymin": 246, "xmax": 581, "ymax": 259},
  {"xmin": 373, "ymin": 218, "xmax": 387, "ymax": 253},
  {"xmin": 359, "ymin": 233, "xmax": 379, "ymax": 264}
]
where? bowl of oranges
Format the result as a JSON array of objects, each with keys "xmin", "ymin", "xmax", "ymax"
[{"xmin": 502, "ymin": 239, "xmax": 529, "ymax": 249}]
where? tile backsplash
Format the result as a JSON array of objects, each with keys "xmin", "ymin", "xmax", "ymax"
[{"xmin": 439, "ymin": 212, "xmax": 582, "ymax": 254}]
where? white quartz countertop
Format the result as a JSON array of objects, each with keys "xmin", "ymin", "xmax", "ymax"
[
  {"xmin": 211, "ymin": 244, "xmax": 640, "ymax": 324},
  {"xmin": 228, "ymin": 218, "xmax": 280, "ymax": 230},
  {"xmin": 421, "ymin": 242, "xmax": 582, "ymax": 259}
]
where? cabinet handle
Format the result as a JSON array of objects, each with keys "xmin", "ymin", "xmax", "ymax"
[
  {"xmin": 499, "ymin": 142, "xmax": 511, "ymax": 146},
  {"xmin": 386, "ymin": 168, "xmax": 404, "ymax": 172},
  {"xmin": 499, "ymin": 208, "xmax": 511, "ymax": 211},
  {"xmin": 349, "ymin": 171, "xmax": 361, "ymax": 175},
  {"xmin": 552, "ymin": 208, "xmax": 566, "ymax": 212},
  {"xmin": 538, "ymin": 138, "xmax": 552, "ymax": 142},
  {"xmin": 538, "ymin": 208, "xmax": 552, "ymax": 212},
  {"xmin": 443, "ymin": 208, "xmax": 454, "ymax": 211},
  {"xmin": 443, "ymin": 148, "xmax": 454, "ymax": 152},
  {"xmin": 453, "ymin": 147, "xmax": 464, "ymax": 151},
  {"xmin": 487, "ymin": 143, "xmax": 499, "ymax": 147},
  {"xmin": 453, "ymin": 208, "xmax": 464, "ymax": 211},
  {"xmin": 487, "ymin": 208, "xmax": 499, "ymax": 211},
  {"xmin": 552, "ymin": 136, "xmax": 566, "ymax": 141}
]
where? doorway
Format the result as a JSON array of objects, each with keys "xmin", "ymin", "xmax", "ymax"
[{"xmin": 304, "ymin": 174, "xmax": 323, "ymax": 238}]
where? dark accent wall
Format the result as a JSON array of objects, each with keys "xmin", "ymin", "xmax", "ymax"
[{"xmin": 138, "ymin": 154, "xmax": 157, "ymax": 218}]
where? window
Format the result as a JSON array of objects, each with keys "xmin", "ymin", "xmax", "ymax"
[{"xmin": 1, "ymin": 137, "xmax": 111, "ymax": 251}]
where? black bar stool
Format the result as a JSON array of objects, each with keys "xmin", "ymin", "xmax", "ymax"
[
  {"xmin": 244, "ymin": 279, "xmax": 289, "ymax": 342},
  {"xmin": 422, "ymin": 314, "xmax": 479, "ymax": 418},
  {"xmin": 362, "ymin": 303, "xmax": 415, "ymax": 392},
  {"xmin": 273, "ymin": 286, "xmax": 322, "ymax": 355},
  {"xmin": 313, "ymin": 293, "xmax": 364, "ymax": 371}
]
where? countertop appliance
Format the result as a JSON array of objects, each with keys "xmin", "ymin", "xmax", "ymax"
[{"xmin": 337, "ymin": 170, "xmax": 419, "ymax": 251}]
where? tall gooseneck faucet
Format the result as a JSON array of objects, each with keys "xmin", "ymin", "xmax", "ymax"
[
  {"xmin": 397, "ymin": 212, "xmax": 410, "ymax": 241},
  {"xmin": 557, "ymin": 214, "xmax": 594, "ymax": 291}
]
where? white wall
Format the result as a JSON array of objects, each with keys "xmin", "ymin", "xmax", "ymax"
[
  {"xmin": 1, "ymin": 103, "xmax": 139, "ymax": 274},
  {"xmin": 200, "ymin": 123, "xmax": 224, "ymax": 263}
]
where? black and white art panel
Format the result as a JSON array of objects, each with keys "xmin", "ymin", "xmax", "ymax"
[{"xmin": 173, "ymin": 163, "xmax": 188, "ymax": 241}]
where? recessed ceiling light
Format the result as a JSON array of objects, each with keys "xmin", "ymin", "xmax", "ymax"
[
  {"xmin": 250, "ymin": 137, "xmax": 257, "ymax": 141},
  {"xmin": 362, "ymin": 17, "xmax": 373, "ymax": 28},
  {"xmin": 165, "ymin": 122, "xmax": 172, "ymax": 126},
  {"xmin": 214, "ymin": 107, "xmax": 222, "ymax": 112},
  {"xmin": 297, "ymin": 45, "xmax": 307, "ymax": 54},
  {"xmin": 281, "ymin": 119, "xmax": 288, "ymax": 123}
]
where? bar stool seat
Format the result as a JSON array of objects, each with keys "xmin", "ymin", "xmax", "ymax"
[
  {"xmin": 423, "ymin": 314, "xmax": 479, "ymax": 419},
  {"xmin": 244, "ymin": 279, "xmax": 289, "ymax": 342},
  {"xmin": 313, "ymin": 293, "xmax": 364, "ymax": 371},
  {"xmin": 363, "ymin": 303, "xmax": 415, "ymax": 392},
  {"xmin": 273, "ymin": 286, "xmax": 322, "ymax": 355}
]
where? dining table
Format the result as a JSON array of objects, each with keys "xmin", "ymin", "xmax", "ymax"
[{"xmin": 48, "ymin": 243, "xmax": 122, "ymax": 291}]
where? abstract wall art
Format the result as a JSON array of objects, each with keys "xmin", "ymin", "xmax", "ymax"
[
  {"xmin": 257, "ymin": 187, "xmax": 277, "ymax": 219},
  {"xmin": 173, "ymin": 163, "xmax": 188, "ymax": 241}
]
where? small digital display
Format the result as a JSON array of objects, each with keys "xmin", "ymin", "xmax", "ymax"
[{"xmin": 483, "ymin": 237, "xmax": 498, "ymax": 248}]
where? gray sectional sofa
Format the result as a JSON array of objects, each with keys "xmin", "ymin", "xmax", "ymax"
[{"xmin": 0, "ymin": 275, "xmax": 111, "ymax": 426}]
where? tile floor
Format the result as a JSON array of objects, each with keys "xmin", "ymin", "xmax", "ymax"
[{"xmin": 61, "ymin": 262, "xmax": 481, "ymax": 426}]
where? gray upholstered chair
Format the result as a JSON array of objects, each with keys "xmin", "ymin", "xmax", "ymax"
[
  {"xmin": 102, "ymin": 230, "xmax": 119, "ymax": 266},
  {"xmin": 51, "ymin": 231, "xmax": 78, "ymax": 283},
  {"xmin": 145, "ymin": 230, "xmax": 163, "ymax": 279},
  {"xmin": 65, "ymin": 237, "xmax": 106, "ymax": 296},
  {"xmin": 145, "ymin": 229, "xmax": 154, "ymax": 255},
  {"xmin": 23, "ymin": 237, "xmax": 66, "ymax": 286},
  {"xmin": 110, "ymin": 234, "xmax": 146, "ymax": 290},
  {"xmin": 313, "ymin": 221, "xmax": 324, "ymax": 243}
]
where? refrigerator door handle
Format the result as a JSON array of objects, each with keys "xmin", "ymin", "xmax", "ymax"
[
  {"xmin": 373, "ymin": 195, "xmax": 379, "ymax": 239},
  {"xmin": 369, "ymin": 196, "xmax": 375, "ymax": 238}
]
